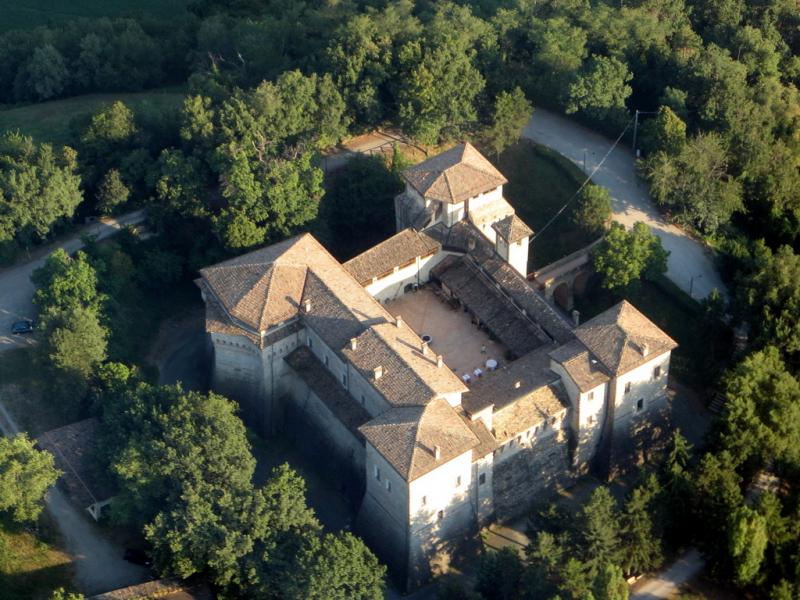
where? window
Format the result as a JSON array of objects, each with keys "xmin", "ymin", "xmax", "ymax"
[
  {"xmin": 360, "ymin": 394, "xmax": 366, "ymax": 406},
  {"xmin": 308, "ymin": 337, "xmax": 313, "ymax": 348},
  {"xmin": 341, "ymin": 372, "xmax": 347, "ymax": 387},
  {"xmin": 588, "ymin": 391, "xmax": 594, "ymax": 401},
  {"xmin": 516, "ymin": 435, "xmax": 522, "ymax": 444},
  {"xmin": 653, "ymin": 365, "xmax": 662, "ymax": 379},
  {"xmin": 421, "ymin": 495, "xmax": 427, "ymax": 506},
  {"xmin": 437, "ymin": 510, "xmax": 444, "ymax": 521},
  {"xmin": 588, "ymin": 415, "xmax": 595, "ymax": 425},
  {"xmin": 386, "ymin": 480, "xmax": 391, "ymax": 493},
  {"xmin": 479, "ymin": 473, "xmax": 486, "ymax": 485},
  {"xmin": 456, "ymin": 475, "xmax": 462, "ymax": 487},
  {"xmin": 636, "ymin": 398, "xmax": 644, "ymax": 412},
  {"xmin": 374, "ymin": 466, "xmax": 381, "ymax": 481},
  {"xmin": 324, "ymin": 355, "xmax": 329, "ymax": 367},
  {"xmin": 624, "ymin": 381, "xmax": 632, "ymax": 394}
]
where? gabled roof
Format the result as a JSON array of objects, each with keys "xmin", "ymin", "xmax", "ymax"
[
  {"xmin": 359, "ymin": 398, "xmax": 480, "ymax": 481},
  {"xmin": 344, "ymin": 228, "xmax": 440, "ymax": 286},
  {"xmin": 403, "ymin": 142, "xmax": 507, "ymax": 204},
  {"xmin": 574, "ymin": 300, "xmax": 678, "ymax": 375},
  {"xmin": 492, "ymin": 214, "xmax": 533, "ymax": 244}
]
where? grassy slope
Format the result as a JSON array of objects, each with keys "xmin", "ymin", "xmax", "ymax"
[
  {"xmin": 0, "ymin": 513, "xmax": 74, "ymax": 600},
  {"xmin": 492, "ymin": 140, "xmax": 594, "ymax": 269},
  {"xmin": 0, "ymin": 90, "xmax": 185, "ymax": 146},
  {"xmin": 0, "ymin": 0, "xmax": 189, "ymax": 32}
]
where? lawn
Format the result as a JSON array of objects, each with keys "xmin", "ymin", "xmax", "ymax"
[
  {"xmin": 0, "ymin": 0, "xmax": 190, "ymax": 32},
  {"xmin": 0, "ymin": 513, "xmax": 74, "ymax": 600},
  {"xmin": 0, "ymin": 89, "xmax": 185, "ymax": 146},
  {"xmin": 492, "ymin": 140, "xmax": 595, "ymax": 270}
]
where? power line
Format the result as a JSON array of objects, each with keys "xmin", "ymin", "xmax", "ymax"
[{"xmin": 531, "ymin": 116, "xmax": 636, "ymax": 242}]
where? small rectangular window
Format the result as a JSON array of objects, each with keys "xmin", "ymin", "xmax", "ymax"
[
  {"xmin": 342, "ymin": 372, "xmax": 347, "ymax": 386},
  {"xmin": 421, "ymin": 495, "xmax": 427, "ymax": 506},
  {"xmin": 308, "ymin": 337, "xmax": 313, "ymax": 348},
  {"xmin": 479, "ymin": 473, "xmax": 486, "ymax": 485},
  {"xmin": 653, "ymin": 365, "xmax": 662, "ymax": 379},
  {"xmin": 437, "ymin": 510, "xmax": 444, "ymax": 521},
  {"xmin": 386, "ymin": 480, "xmax": 391, "ymax": 492},
  {"xmin": 360, "ymin": 394, "xmax": 366, "ymax": 406},
  {"xmin": 588, "ymin": 415, "xmax": 595, "ymax": 425},
  {"xmin": 636, "ymin": 398, "xmax": 644, "ymax": 411},
  {"xmin": 456, "ymin": 475, "xmax": 462, "ymax": 487},
  {"xmin": 374, "ymin": 466, "xmax": 381, "ymax": 481},
  {"xmin": 588, "ymin": 391, "xmax": 594, "ymax": 401},
  {"xmin": 324, "ymin": 355, "xmax": 329, "ymax": 367},
  {"xmin": 625, "ymin": 382, "xmax": 632, "ymax": 394}
]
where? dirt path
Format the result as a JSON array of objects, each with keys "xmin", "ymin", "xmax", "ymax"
[
  {"xmin": 630, "ymin": 548, "xmax": 705, "ymax": 599},
  {"xmin": 0, "ymin": 398, "xmax": 149, "ymax": 596}
]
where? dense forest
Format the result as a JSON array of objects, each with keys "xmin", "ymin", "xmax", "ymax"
[{"xmin": 1, "ymin": 0, "xmax": 799, "ymax": 598}]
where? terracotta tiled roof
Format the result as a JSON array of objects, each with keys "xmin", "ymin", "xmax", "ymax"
[
  {"xmin": 284, "ymin": 346, "xmax": 371, "ymax": 439},
  {"xmin": 36, "ymin": 418, "xmax": 114, "ymax": 510},
  {"xmin": 459, "ymin": 410, "xmax": 497, "ymax": 459},
  {"xmin": 491, "ymin": 381, "xmax": 569, "ymax": 443},
  {"xmin": 344, "ymin": 228, "xmax": 440, "ymax": 285},
  {"xmin": 549, "ymin": 339, "xmax": 611, "ymax": 392},
  {"xmin": 492, "ymin": 214, "xmax": 533, "ymax": 244},
  {"xmin": 574, "ymin": 300, "xmax": 678, "ymax": 375},
  {"xmin": 359, "ymin": 398, "xmax": 479, "ymax": 481},
  {"xmin": 461, "ymin": 346, "xmax": 560, "ymax": 416},
  {"xmin": 403, "ymin": 143, "xmax": 507, "ymax": 204}
]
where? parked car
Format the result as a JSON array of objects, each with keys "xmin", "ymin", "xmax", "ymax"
[
  {"xmin": 123, "ymin": 548, "xmax": 152, "ymax": 566},
  {"xmin": 11, "ymin": 320, "xmax": 34, "ymax": 335}
]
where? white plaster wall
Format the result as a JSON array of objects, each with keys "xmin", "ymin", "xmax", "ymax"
[
  {"xmin": 364, "ymin": 252, "xmax": 449, "ymax": 303},
  {"xmin": 211, "ymin": 332, "xmax": 263, "ymax": 398},
  {"xmin": 259, "ymin": 325, "xmax": 303, "ymax": 402},
  {"xmin": 472, "ymin": 453, "xmax": 494, "ymax": 525},
  {"xmin": 365, "ymin": 443, "xmax": 410, "ymax": 539},
  {"xmin": 466, "ymin": 186, "xmax": 503, "ymax": 213},
  {"xmin": 445, "ymin": 202, "xmax": 465, "ymax": 227},
  {"xmin": 347, "ymin": 363, "xmax": 392, "ymax": 417},
  {"xmin": 612, "ymin": 352, "xmax": 671, "ymax": 423},
  {"xmin": 305, "ymin": 327, "xmax": 347, "ymax": 382},
  {"xmin": 409, "ymin": 451, "xmax": 473, "ymax": 537},
  {"xmin": 508, "ymin": 238, "xmax": 529, "ymax": 276}
]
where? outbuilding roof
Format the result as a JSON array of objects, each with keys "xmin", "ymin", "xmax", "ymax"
[
  {"xmin": 492, "ymin": 214, "xmax": 533, "ymax": 244},
  {"xmin": 574, "ymin": 300, "xmax": 678, "ymax": 375},
  {"xmin": 403, "ymin": 143, "xmax": 507, "ymax": 204},
  {"xmin": 549, "ymin": 339, "xmax": 611, "ymax": 392}
]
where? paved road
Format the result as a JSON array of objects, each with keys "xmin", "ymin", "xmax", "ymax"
[
  {"xmin": 0, "ymin": 398, "xmax": 149, "ymax": 596},
  {"xmin": 630, "ymin": 548, "xmax": 705, "ymax": 599},
  {"xmin": 524, "ymin": 109, "xmax": 726, "ymax": 300},
  {"xmin": 0, "ymin": 210, "xmax": 146, "ymax": 353}
]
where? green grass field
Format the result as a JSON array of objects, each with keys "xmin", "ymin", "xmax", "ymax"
[
  {"xmin": 0, "ymin": 0, "xmax": 190, "ymax": 32},
  {"xmin": 0, "ymin": 513, "xmax": 74, "ymax": 600},
  {"xmin": 493, "ymin": 141, "xmax": 595, "ymax": 269},
  {"xmin": 0, "ymin": 89, "xmax": 185, "ymax": 146}
]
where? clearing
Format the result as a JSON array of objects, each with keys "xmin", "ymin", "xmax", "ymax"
[
  {"xmin": 492, "ymin": 140, "xmax": 594, "ymax": 270},
  {"xmin": 0, "ymin": 0, "xmax": 190, "ymax": 32},
  {"xmin": 0, "ymin": 89, "xmax": 185, "ymax": 146}
]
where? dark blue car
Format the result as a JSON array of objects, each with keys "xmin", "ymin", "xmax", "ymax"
[{"xmin": 11, "ymin": 320, "xmax": 34, "ymax": 335}]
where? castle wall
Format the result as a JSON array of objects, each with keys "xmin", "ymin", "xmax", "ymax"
[
  {"xmin": 492, "ymin": 427, "xmax": 573, "ymax": 522},
  {"xmin": 611, "ymin": 352, "xmax": 671, "ymax": 424},
  {"xmin": 472, "ymin": 453, "xmax": 494, "ymax": 525},
  {"xmin": 364, "ymin": 251, "xmax": 450, "ymax": 304},
  {"xmin": 466, "ymin": 186, "xmax": 503, "ymax": 214},
  {"xmin": 492, "ymin": 409, "xmax": 568, "ymax": 466}
]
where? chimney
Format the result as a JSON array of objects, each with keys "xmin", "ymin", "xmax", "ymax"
[
  {"xmin": 641, "ymin": 342, "xmax": 650, "ymax": 357},
  {"xmin": 571, "ymin": 309, "xmax": 580, "ymax": 327},
  {"xmin": 395, "ymin": 315, "xmax": 403, "ymax": 328},
  {"xmin": 434, "ymin": 445, "xmax": 441, "ymax": 460},
  {"xmin": 436, "ymin": 354, "xmax": 443, "ymax": 368},
  {"xmin": 373, "ymin": 365, "xmax": 383, "ymax": 380},
  {"xmin": 422, "ymin": 341, "xmax": 429, "ymax": 356},
  {"xmin": 350, "ymin": 338, "xmax": 358, "ymax": 351},
  {"xmin": 303, "ymin": 299, "xmax": 312, "ymax": 313}
]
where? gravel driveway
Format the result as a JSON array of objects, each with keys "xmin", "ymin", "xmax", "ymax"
[
  {"xmin": 524, "ymin": 109, "xmax": 726, "ymax": 300},
  {"xmin": 0, "ymin": 210, "xmax": 146, "ymax": 353}
]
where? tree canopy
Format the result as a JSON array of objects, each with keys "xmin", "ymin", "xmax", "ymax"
[{"xmin": 0, "ymin": 434, "xmax": 60, "ymax": 523}]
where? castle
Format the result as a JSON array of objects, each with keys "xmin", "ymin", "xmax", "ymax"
[{"xmin": 196, "ymin": 143, "xmax": 676, "ymax": 586}]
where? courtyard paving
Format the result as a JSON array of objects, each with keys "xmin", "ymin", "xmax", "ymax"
[{"xmin": 385, "ymin": 287, "xmax": 508, "ymax": 378}]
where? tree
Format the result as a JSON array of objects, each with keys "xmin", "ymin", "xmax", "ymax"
[
  {"xmin": 289, "ymin": 532, "xmax": 386, "ymax": 600},
  {"xmin": 17, "ymin": 44, "xmax": 69, "ymax": 101},
  {"xmin": 484, "ymin": 87, "xmax": 532, "ymax": 157},
  {"xmin": 639, "ymin": 106, "xmax": 687, "ymax": 156},
  {"xmin": 567, "ymin": 55, "xmax": 632, "ymax": 121},
  {"xmin": 0, "ymin": 132, "xmax": 82, "ymax": 245},
  {"xmin": 593, "ymin": 222, "xmax": 669, "ymax": 291},
  {"xmin": 95, "ymin": 169, "xmax": 130, "ymax": 215},
  {"xmin": 728, "ymin": 505, "xmax": 768, "ymax": 585},
  {"xmin": 49, "ymin": 589, "xmax": 84, "ymax": 600},
  {"xmin": 645, "ymin": 132, "xmax": 743, "ymax": 233},
  {"xmin": 476, "ymin": 547, "xmax": 525, "ymax": 600},
  {"xmin": 619, "ymin": 474, "xmax": 663, "ymax": 576},
  {"xmin": 581, "ymin": 487, "xmax": 621, "ymax": 569},
  {"xmin": 0, "ymin": 434, "xmax": 60, "ymax": 523},
  {"xmin": 592, "ymin": 562, "xmax": 629, "ymax": 600},
  {"xmin": 573, "ymin": 184, "xmax": 612, "ymax": 237},
  {"xmin": 32, "ymin": 249, "xmax": 105, "ymax": 316}
]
